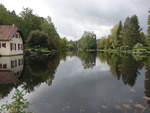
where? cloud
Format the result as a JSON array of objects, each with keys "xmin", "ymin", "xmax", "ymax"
[{"xmin": 0, "ymin": 0, "xmax": 149, "ymax": 40}]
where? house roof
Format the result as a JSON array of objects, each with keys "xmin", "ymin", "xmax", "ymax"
[{"xmin": 0, "ymin": 25, "xmax": 18, "ymax": 41}]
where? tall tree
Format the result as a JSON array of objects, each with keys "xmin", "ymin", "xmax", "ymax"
[
  {"xmin": 122, "ymin": 15, "xmax": 141, "ymax": 48},
  {"xmin": 20, "ymin": 8, "xmax": 43, "ymax": 40},
  {"xmin": 147, "ymin": 10, "xmax": 150, "ymax": 46},
  {"xmin": 114, "ymin": 21, "xmax": 123, "ymax": 48}
]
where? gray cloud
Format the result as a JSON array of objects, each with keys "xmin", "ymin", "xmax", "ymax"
[
  {"xmin": 44, "ymin": 0, "xmax": 149, "ymax": 40},
  {"xmin": 1, "ymin": 0, "xmax": 149, "ymax": 40}
]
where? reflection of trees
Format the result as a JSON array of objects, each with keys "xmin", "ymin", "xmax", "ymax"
[
  {"xmin": 19, "ymin": 54, "xmax": 60, "ymax": 93},
  {"xmin": 144, "ymin": 57, "xmax": 150, "ymax": 106},
  {"xmin": 78, "ymin": 52, "xmax": 96, "ymax": 69},
  {"xmin": 0, "ymin": 84, "xmax": 15, "ymax": 98},
  {"xmin": 98, "ymin": 53, "xmax": 144, "ymax": 86}
]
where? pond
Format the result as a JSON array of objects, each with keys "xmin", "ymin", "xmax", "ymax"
[{"xmin": 0, "ymin": 52, "xmax": 150, "ymax": 113}]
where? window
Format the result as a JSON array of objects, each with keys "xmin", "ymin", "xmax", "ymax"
[
  {"xmin": 2, "ymin": 43, "xmax": 6, "ymax": 48},
  {"xmin": 0, "ymin": 64, "xmax": 2, "ymax": 68},
  {"xmin": 18, "ymin": 44, "xmax": 20, "ymax": 50},
  {"xmin": 0, "ymin": 42, "xmax": 1, "ymax": 48},
  {"xmin": 15, "ymin": 60, "xmax": 17, "ymax": 67},
  {"xmin": 10, "ymin": 43, "xmax": 13, "ymax": 51},
  {"xmin": 11, "ymin": 61, "xmax": 14, "ymax": 68},
  {"xmin": 15, "ymin": 44, "xmax": 16, "ymax": 50},
  {"xmin": 3, "ymin": 64, "xmax": 7, "ymax": 69}
]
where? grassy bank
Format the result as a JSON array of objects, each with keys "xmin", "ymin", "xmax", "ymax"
[{"xmin": 25, "ymin": 48, "xmax": 57, "ymax": 56}]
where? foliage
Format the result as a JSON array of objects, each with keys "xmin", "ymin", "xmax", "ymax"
[
  {"xmin": 27, "ymin": 30, "xmax": 48, "ymax": 48},
  {"xmin": 66, "ymin": 40, "xmax": 78, "ymax": 51},
  {"xmin": 79, "ymin": 31, "xmax": 97, "ymax": 51},
  {"xmin": 133, "ymin": 43, "xmax": 144, "ymax": 49},
  {"xmin": 97, "ymin": 37, "xmax": 110, "ymax": 50},
  {"xmin": 147, "ymin": 10, "xmax": 150, "ymax": 46},
  {"xmin": 97, "ymin": 15, "xmax": 145, "ymax": 51},
  {"xmin": 0, "ymin": 89, "xmax": 32, "ymax": 113},
  {"xmin": 114, "ymin": 21, "xmax": 123, "ymax": 48},
  {"xmin": 0, "ymin": 4, "xmax": 61, "ymax": 51},
  {"xmin": 59, "ymin": 37, "xmax": 67, "ymax": 50},
  {"xmin": 122, "ymin": 15, "xmax": 141, "ymax": 48}
]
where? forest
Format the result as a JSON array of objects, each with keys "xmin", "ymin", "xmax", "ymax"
[{"xmin": 0, "ymin": 4, "xmax": 150, "ymax": 54}]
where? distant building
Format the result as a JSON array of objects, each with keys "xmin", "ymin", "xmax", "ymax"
[{"xmin": 0, "ymin": 25, "xmax": 23, "ymax": 56}]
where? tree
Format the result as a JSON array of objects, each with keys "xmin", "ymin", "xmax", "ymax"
[
  {"xmin": 27, "ymin": 30, "xmax": 48, "ymax": 48},
  {"xmin": 147, "ymin": 10, "xmax": 150, "ymax": 46},
  {"xmin": 114, "ymin": 21, "xmax": 123, "ymax": 48},
  {"xmin": 79, "ymin": 31, "xmax": 97, "ymax": 51},
  {"xmin": 40, "ymin": 17, "xmax": 60, "ymax": 50},
  {"xmin": 59, "ymin": 37, "xmax": 67, "ymax": 50},
  {"xmin": 122, "ymin": 15, "xmax": 142, "ymax": 48},
  {"xmin": 20, "ymin": 8, "xmax": 43, "ymax": 41},
  {"xmin": 0, "ymin": 4, "xmax": 23, "ymax": 27}
]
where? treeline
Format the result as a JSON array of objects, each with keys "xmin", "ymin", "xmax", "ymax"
[
  {"xmin": 0, "ymin": 4, "xmax": 67, "ymax": 51},
  {"xmin": 97, "ymin": 12, "xmax": 150, "ymax": 52},
  {"xmin": 69, "ymin": 12, "xmax": 150, "ymax": 53}
]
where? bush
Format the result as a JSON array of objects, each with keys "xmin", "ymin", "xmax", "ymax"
[
  {"xmin": 120, "ymin": 46, "xmax": 129, "ymax": 50},
  {"xmin": 133, "ymin": 48, "xmax": 147, "ymax": 53},
  {"xmin": 133, "ymin": 43, "xmax": 143, "ymax": 49},
  {"xmin": 0, "ymin": 89, "xmax": 32, "ymax": 113}
]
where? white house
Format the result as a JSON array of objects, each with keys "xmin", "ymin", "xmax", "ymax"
[{"xmin": 0, "ymin": 25, "xmax": 23, "ymax": 56}]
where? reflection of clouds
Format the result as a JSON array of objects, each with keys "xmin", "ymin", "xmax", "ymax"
[
  {"xmin": 26, "ymin": 58, "xmax": 145, "ymax": 113},
  {"xmin": 56, "ymin": 57, "xmax": 110, "ymax": 80}
]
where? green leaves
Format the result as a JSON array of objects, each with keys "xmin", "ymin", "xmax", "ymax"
[
  {"xmin": 0, "ymin": 88, "xmax": 32, "ymax": 113},
  {"xmin": 79, "ymin": 31, "xmax": 97, "ymax": 51},
  {"xmin": 98, "ymin": 15, "xmax": 144, "ymax": 50}
]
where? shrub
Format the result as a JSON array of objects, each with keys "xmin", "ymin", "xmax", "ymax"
[{"xmin": 0, "ymin": 89, "xmax": 32, "ymax": 113}]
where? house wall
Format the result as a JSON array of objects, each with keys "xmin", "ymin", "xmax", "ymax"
[
  {"xmin": 0, "ymin": 41, "xmax": 10, "ymax": 56},
  {"xmin": 9, "ymin": 32, "xmax": 23, "ymax": 56},
  {"xmin": 0, "ymin": 32, "xmax": 23, "ymax": 56},
  {"xmin": 0, "ymin": 55, "xmax": 24, "ymax": 75}
]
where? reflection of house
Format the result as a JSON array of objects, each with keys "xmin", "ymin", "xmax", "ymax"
[
  {"xmin": 0, "ymin": 25, "xmax": 23, "ymax": 56},
  {"xmin": 0, "ymin": 55, "xmax": 23, "ymax": 84}
]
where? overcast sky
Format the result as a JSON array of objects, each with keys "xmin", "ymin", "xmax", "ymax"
[{"xmin": 0, "ymin": 0, "xmax": 149, "ymax": 40}]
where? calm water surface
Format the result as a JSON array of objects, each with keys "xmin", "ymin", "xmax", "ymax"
[{"xmin": 0, "ymin": 52, "xmax": 150, "ymax": 113}]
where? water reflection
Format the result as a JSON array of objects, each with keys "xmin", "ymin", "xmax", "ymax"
[
  {"xmin": 78, "ymin": 52, "xmax": 96, "ymax": 69},
  {"xmin": 20, "ymin": 54, "xmax": 60, "ymax": 92},
  {"xmin": 0, "ymin": 55, "xmax": 23, "ymax": 98},
  {"xmin": 0, "ymin": 52, "xmax": 150, "ymax": 112},
  {"xmin": 98, "ymin": 53, "xmax": 144, "ymax": 86},
  {"xmin": 144, "ymin": 57, "xmax": 150, "ymax": 106}
]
